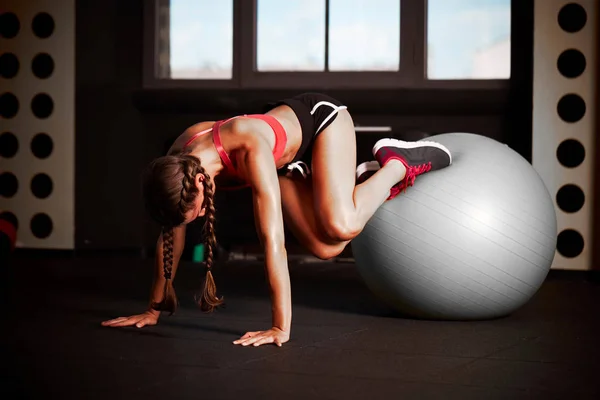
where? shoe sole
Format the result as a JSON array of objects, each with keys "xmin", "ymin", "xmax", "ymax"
[
  {"xmin": 372, "ymin": 138, "xmax": 453, "ymax": 164},
  {"xmin": 356, "ymin": 160, "xmax": 380, "ymax": 179}
]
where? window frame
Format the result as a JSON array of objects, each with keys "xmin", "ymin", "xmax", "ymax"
[{"xmin": 142, "ymin": 0, "xmax": 510, "ymax": 90}]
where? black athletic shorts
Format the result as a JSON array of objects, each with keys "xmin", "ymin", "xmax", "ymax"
[{"xmin": 264, "ymin": 92, "xmax": 347, "ymax": 178}]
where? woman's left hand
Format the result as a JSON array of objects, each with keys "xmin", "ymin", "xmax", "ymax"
[{"xmin": 233, "ymin": 327, "xmax": 290, "ymax": 347}]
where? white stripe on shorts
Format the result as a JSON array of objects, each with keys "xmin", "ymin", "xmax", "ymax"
[{"xmin": 310, "ymin": 101, "xmax": 348, "ymax": 135}]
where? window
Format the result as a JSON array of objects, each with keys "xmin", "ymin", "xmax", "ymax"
[
  {"xmin": 256, "ymin": 0, "xmax": 326, "ymax": 72},
  {"xmin": 155, "ymin": 0, "xmax": 233, "ymax": 80},
  {"xmin": 256, "ymin": 0, "xmax": 400, "ymax": 72},
  {"xmin": 328, "ymin": 0, "xmax": 400, "ymax": 72},
  {"xmin": 144, "ymin": 0, "xmax": 511, "ymax": 89},
  {"xmin": 427, "ymin": 0, "xmax": 511, "ymax": 79}
]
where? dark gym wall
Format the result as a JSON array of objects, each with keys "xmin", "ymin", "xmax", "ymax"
[
  {"xmin": 75, "ymin": 0, "xmax": 533, "ymax": 252},
  {"xmin": 593, "ymin": 4, "xmax": 600, "ymax": 271},
  {"xmin": 76, "ymin": 0, "xmax": 145, "ymax": 250}
]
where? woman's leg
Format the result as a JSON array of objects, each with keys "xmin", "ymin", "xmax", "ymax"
[
  {"xmin": 310, "ymin": 109, "xmax": 407, "ymax": 243},
  {"xmin": 279, "ymin": 176, "xmax": 346, "ymax": 260},
  {"xmin": 280, "ymin": 108, "xmax": 452, "ymax": 259},
  {"xmin": 278, "ymin": 110, "xmax": 407, "ymax": 260}
]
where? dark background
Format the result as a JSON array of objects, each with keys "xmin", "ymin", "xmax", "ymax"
[{"xmin": 75, "ymin": 0, "xmax": 535, "ymax": 255}]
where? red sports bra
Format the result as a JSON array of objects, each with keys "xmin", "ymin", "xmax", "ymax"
[{"xmin": 183, "ymin": 114, "xmax": 288, "ymax": 190}]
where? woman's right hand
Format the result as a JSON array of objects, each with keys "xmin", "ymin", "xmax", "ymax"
[{"xmin": 101, "ymin": 310, "xmax": 160, "ymax": 328}]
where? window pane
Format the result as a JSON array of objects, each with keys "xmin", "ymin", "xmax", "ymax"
[
  {"xmin": 257, "ymin": 0, "xmax": 325, "ymax": 71},
  {"xmin": 427, "ymin": 0, "xmax": 511, "ymax": 79},
  {"xmin": 159, "ymin": 0, "xmax": 233, "ymax": 79},
  {"xmin": 329, "ymin": 0, "xmax": 400, "ymax": 71}
]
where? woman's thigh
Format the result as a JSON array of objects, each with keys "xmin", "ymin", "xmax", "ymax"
[{"xmin": 278, "ymin": 175, "xmax": 347, "ymax": 259}]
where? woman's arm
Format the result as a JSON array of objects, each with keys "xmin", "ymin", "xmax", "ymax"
[
  {"xmin": 148, "ymin": 225, "xmax": 187, "ymax": 311},
  {"xmin": 101, "ymin": 225, "xmax": 186, "ymax": 328},
  {"xmin": 233, "ymin": 131, "xmax": 292, "ymax": 346}
]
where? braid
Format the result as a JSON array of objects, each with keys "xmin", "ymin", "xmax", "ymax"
[
  {"xmin": 150, "ymin": 227, "xmax": 178, "ymax": 314},
  {"xmin": 145, "ymin": 153, "xmax": 223, "ymax": 315},
  {"xmin": 163, "ymin": 227, "xmax": 174, "ymax": 280},
  {"xmin": 148, "ymin": 156, "xmax": 200, "ymax": 315},
  {"xmin": 195, "ymin": 163, "xmax": 224, "ymax": 312},
  {"xmin": 178, "ymin": 157, "xmax": 200, "ymax": 214}
]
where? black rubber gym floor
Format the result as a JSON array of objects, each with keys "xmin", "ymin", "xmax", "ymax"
[{"xmin": 2, "ymin": 253, "xmax": 600, "ymax": 400}]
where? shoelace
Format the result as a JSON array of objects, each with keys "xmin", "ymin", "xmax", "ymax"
[{"xmin": 398, "ymin": 162, "xmax": 432, "ymax": 192}]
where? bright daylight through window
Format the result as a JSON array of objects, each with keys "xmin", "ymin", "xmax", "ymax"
[{"xmin": 158, "ymin": 0, "xmax": 510, "ymax": 82}]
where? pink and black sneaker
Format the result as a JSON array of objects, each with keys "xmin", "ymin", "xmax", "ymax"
[
  {"xmin": 356, "ymin": 161, "xmax": 400, "ymax": 200},
  {"xmin": 373, "ymin": 138, "xmax": 452, "ymax": 198}
]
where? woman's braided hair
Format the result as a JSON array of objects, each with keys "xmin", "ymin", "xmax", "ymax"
[{"xmin": 142, "ymin": 153, "xmax": 224, "ymax": 314}]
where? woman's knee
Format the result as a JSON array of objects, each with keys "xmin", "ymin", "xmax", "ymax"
[
  {"xmin": 320, "ymin": 211, "xmax": 361, "ymax": 242},
  {"xmin": 310, "ymin": 241, "xmax": 347, "ymax": 260}
]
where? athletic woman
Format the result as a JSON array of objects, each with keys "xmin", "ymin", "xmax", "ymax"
[{"xmin": 101, "ymin": 93, "xmax": 452, "ymax": 347}]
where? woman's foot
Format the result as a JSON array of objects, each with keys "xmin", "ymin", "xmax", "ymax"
[{"xmin": 372, "ymin": 138, "xmax": 452, "ymax": 198}]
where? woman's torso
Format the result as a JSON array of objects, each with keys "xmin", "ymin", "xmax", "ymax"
[{"xmin": 171, "ymin": 104, "xmax": 303, "ymax": 184}]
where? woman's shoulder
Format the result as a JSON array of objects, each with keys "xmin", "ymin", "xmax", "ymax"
[
  {"xmin": 183, "ymin": 121, "xmax": 217, "ymax": 139},
  {"xmin": 167, "ymin": 121, "xmax": 216, "ymax": 154}
]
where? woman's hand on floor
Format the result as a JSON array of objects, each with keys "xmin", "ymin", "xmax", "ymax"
[
  {"xmin": 101, "ymin": 310, "xmax": 159, "ymax": 328},
  {"xmin": 233, "ymin": 327, "xmax": 290, "ymax": 347}
]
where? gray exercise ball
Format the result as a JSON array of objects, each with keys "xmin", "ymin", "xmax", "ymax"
[{"xmin": 352, "ymin": 133, "xmax": 557, "ymax": 320}]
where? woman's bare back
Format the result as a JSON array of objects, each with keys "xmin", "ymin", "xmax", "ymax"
[{"xmin": 170, "ymin": 104, "xmax": 304, "ymax": 172}]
